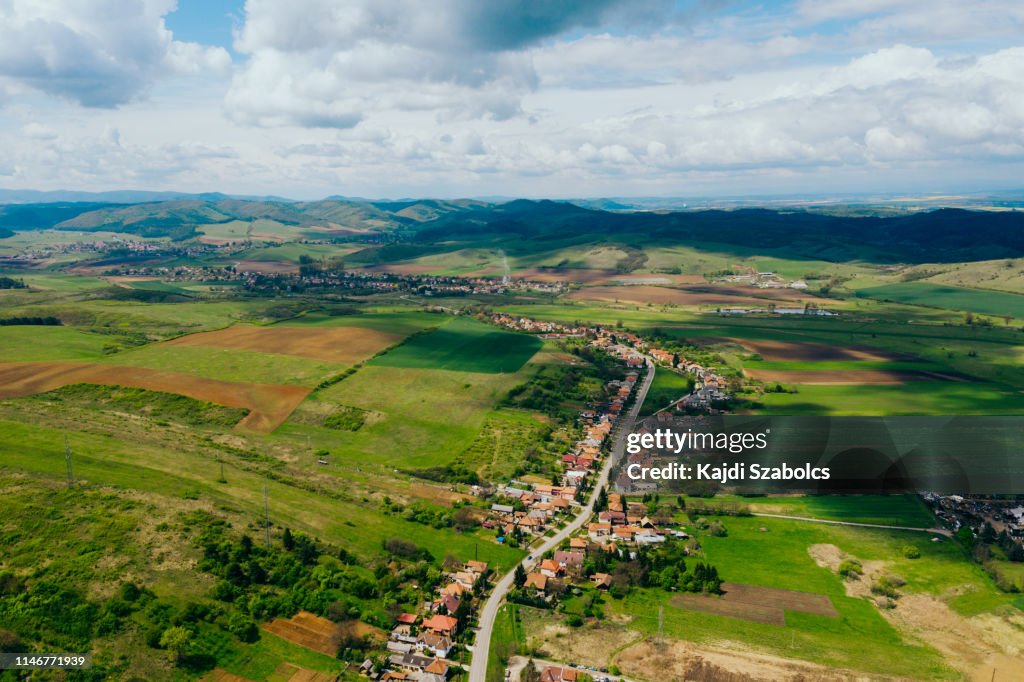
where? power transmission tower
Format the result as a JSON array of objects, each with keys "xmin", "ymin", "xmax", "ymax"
[
  {"xmin": 64, "ymin": 435, "xmax": 74, "ymax": 488},
  {"xmin": 263, "ymin": 484, "xmax": 271, "ymax": 547}
]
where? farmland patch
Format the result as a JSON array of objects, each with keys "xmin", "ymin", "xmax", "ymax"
[
  {"xmin": 671, "ymin": 582, "xmax": 838, "ymax": 626},
  {"xmin": 165, "ymin": 324, "xmax": 402, "ymax": 364},
  {"xmin": 0, "ymin": 361, "xmax": 308, "ymax": 432},
  {"xmin": 261, "ymin": 611, "xmax": 385, "ymax": 657}
]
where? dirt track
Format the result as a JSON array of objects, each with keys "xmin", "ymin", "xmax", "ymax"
[{"xmin": 0, "ymin": 361, "xmax": 308, "ymax": 433}]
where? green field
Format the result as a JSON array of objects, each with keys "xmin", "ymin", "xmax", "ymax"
[
  {"xmin": 373, "ymin": 316, "xmax": 542, "ymax": 373},
  {"xmin": 857, "ymin": 282, "xmax": 1024, "ymax": 318},
  {"xmin": 737, "ymin": 494, "xmax": 936, "ymax": 527},
  {"xmin": 638, "ymin": 369, "xmax": 693, "ymax": 415},
  {"xmin": 487, "ymin": 604, "xmax": 525, "ymax": 682},
  {"xmin": 606, "ymin": 515, "xmax": 1017, "ymax": 679},
  {"xmin": 99, "ymin": 343, "xmax": 343, "ymax": 386},
  {"xmin": 0, "ymin": 325, "xmax": 112, "ymax": 361},
  {"xmin": 753, "ymin": 381, "xmax": 1024, "ymax": 415}
]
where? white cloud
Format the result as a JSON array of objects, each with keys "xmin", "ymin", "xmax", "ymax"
[
  {"xmin": 0, "ymin": 0, "xmax": 230, "ymax": 107},
  {"xmin": 225, "ymin": 0, "xmax": 669, "ymax": 128},
  {"xmin": 21, "ymin": 122, "xmax": 58, "ymax": 140}
]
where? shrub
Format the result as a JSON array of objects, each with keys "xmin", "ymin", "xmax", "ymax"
[
  {"xmin": 838, "ymin": 560, "xmax": 862, "ymax": 579},
  {"xmin": 565, "ymin": 614, "xmax": 583, "ymax": 627},
  {"xmin": 901, "ymin": 545, "xmax": 920, "ymax": 559}
]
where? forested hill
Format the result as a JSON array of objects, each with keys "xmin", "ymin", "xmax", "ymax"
[
  {"xmin": 416, "ymin": 201, "xmax": 1024, "ymax": 263},
  {"xmin": 1, "ymin": 194, "xmax": 1023, "ymax": 262}
]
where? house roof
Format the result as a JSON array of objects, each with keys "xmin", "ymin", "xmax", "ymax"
[
  {"xmin": 553, "ymin": 550, "xmax": 584, "ymax": 566},
  {"xmin": 539, "ymin": 559, "xmax": 563, "ymax": 573},
  {"xmin": 424, "ymin": 659, "xmax": 449, "ymax": 675},
  {"xmin": 540, "ymin": 666, "xmax": 578, "ymax": 682},
  {"xmin": 396, "ymin": 613, "xmax": 418, "ymax": 624},
  {"xmin": 421, "ymin": 614, "xmax": 458, "ymax": 633},
  {"xmin": 524, "ymin": 572, "xmax": 548, "ymax": 590}
]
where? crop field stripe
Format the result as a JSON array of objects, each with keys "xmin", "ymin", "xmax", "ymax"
[
  {"xmin": 0, "ymin": 361, "xmax": 309, "ymax": 433},
  {"xmin": 164, "ymin": 323, "xmax": 403, "ymax": 363}
]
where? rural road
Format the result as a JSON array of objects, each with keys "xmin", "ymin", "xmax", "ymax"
[
  {"xmin": 468, "ymin": 358, "xmax": 655, "ymax": 682},
  {"xmin": 751, "ymin": 512, "xmax": 953, "ymax": 537}
]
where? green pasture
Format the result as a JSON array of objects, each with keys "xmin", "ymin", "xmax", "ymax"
[
  {"xmin": 0, "ymin": 325, "xmax": 111, "ymax": 361},
  {"xmin": 856, "ymin": 282, "xmax": 1024, "ymax": 319},
  {"xmin": 752, "ymin": 382, "xmax": 1024, "ymax": 415},
  {"xmin": 609, "ymin": 514, "xmax": 1019, "ymax": 679},
  {"xmin": 373, "ymin": 316, "xmax": 542, "ymax": 373},
  {"xmin": 0, "ymin": 415, "xmax": 522, "ymax": 570},
  {"xmin": 98, "ymin": 344, "xmax": 341, "ymax": 386},
  {"xmin": 737, "ymin": 494, "xmax": 937, "ymax": 527},
  {"xmin": 639, "ymin": 369, "xmax": 693, "ymax": 416}
]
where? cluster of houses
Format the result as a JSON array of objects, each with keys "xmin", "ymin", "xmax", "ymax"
[
  {"xmin": 721, "ymin": 270, "xmax": 809, "ymax": 290},
  {"xmin": 488, "ymin": 482, "xmax": 577, "ymax": 537},
  {"xmin": 520, "ymin": 492, "xmax": 685, "ymax": 601},
  {"xmin": 924, "ymin": 493, "xmax": 1024, "ymax": 543},
  {"xmin": 717, "ymin": 305, "xmax": 838, "ymax": 317},
  {"xmin": 367, "ymin": 560, "xmax": 491, "ymax": 681}
]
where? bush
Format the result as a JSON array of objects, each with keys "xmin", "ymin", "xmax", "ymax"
[
  {"xmin": 565, "ymin": 614, "xmax": 583, "ymax": 627},
  {"xmin": 226, "ymin": 613, "xmax": 259, "ymax": 643},
  {"xmin": 838, "ymin": 560, "xmax": 862, "ymax": 579},
  {"xmin": 901, "ymin": 545, "xmax": 921, "ymax": 559}
]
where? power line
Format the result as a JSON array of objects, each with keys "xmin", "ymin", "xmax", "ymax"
[
  {"xmin": 263, "ymin": 483, "xmax": 271, "ymax": 547},
  {"xmin": 64, "ymin": 435, "xmax": 74, "ymax": 489}
]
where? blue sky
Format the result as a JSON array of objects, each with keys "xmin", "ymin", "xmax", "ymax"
[
  {"xmin": 165, "ymin": 0, "xmax": 241, "ymax": 53},
  {"xmin": 0, "ymin": 0, "xmax": 1022, "ymax": 199}
]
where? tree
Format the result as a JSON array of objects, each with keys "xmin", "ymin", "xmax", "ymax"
[
  {"xmin": 227, "ymin": 612, "xmax": 259, "ymax": 642},
  {"xmin": 980, "ymin": 522, "xmax": 997, "ymax": 544},
  {"xmin": 282, "ymin": 527, "xmax": 295, "ymax": 551},
  {"xmin": 522, "ymin": 660, "xmax": 541, "ymax": 682},
  {"xmin": 514, "ymin": 564, "xmax": 527, "ymax": 587},
  {"xmin": 159, "ymin": 626, "xmax": 191, "ymax": 664}
]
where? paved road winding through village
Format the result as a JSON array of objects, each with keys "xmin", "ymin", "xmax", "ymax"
[{"xmin": 468, "ymin": 358, "xmax": 656, "ymax": 682}]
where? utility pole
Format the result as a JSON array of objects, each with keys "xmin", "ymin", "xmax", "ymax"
[
  {"xmin": 657, "ymin": 604, "xmax": 663, "ymax": 645},
  {"xmin": 64, "ymin": 435, "xmax": 74, "ymax": 489},
  {"xmin": 263, "ymin": 484, "xmax": 271, "ymax": 547}
]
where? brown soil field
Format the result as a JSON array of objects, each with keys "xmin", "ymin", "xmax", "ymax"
[
  {"xmin": 710, "ymin": 337, "xmax": 905, "ymax": 362},
  {"xmin": 568, "ymin": 284, "xmax": 816, "ymax": 307},
  {"xmin": 745, "ymin": 368, "xmax": 945, "ymax": 384},
  {"xmin": 671, "ymin": 581, "xmax": 837, "ymax": 625},
  {"xmin": 233, "ymin": 259, "xmax": 299, "ymax": 274},
  {"xmin": 0, "ymin": 361, "xmax": 308, "ymax": 433},
  {"xmin": 164, "ymin": 324, "xmax": 402, "ymax": 363},
  {"xmin": 202, "ymin": 670, "xmax": 255, "ymax": 682},
  {"xmin": 262, "ymin": 610, "xmax": 385, "ymax": 657},
  {"xmin": 672, "ymin": 593, "xmax": 785, "ymax": 625},
  {"xmin": 273, "ymin": 663, "xmax": 337, "ymax": 682}
]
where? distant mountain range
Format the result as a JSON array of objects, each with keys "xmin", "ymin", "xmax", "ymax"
[{"xmin": 1, "ymin": 192, "xmax": 1023, "ymax": 263}]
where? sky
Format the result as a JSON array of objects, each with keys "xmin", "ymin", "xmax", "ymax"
[{"xmin": 0, "ymin": 0, "xmax": 1022, "ymax": 199}]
